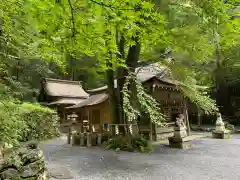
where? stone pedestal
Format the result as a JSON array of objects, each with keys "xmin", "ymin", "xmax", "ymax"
[
  {"xmin": 86, "ymin": 133, "xmax": 92, "ymax": 148},
  {"xmin": 97, "ymin": 134, "xmax": 102, "ymax": 145},
  {"xmin": 168, "ymin": 127, "xmax": 193, "ymax": 149},
  {"xmin": 72, "ymin": 133, "xmax": 81, "ymax": 146},
  {"xmin": 212, "ymin": 130, "xmax": 231, "ymax": 139},
  {"xmin": 80, "ymin": 133, "xmax": 85, "ymax": 146},
  {"xmin": 91, "ymin": 134, "xmax": 97, "ymax": 146},
  {"xmin": 212, "ymin": 123, "xmax": 231, "ymax": 139}
]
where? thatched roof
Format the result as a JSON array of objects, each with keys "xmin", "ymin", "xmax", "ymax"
[
  {"xmin": 67, "ymin": 93, "xmax": 108, "ymax": 109},
  {"xmin": 87, "ymin": 63, "xmax": 174, "ymax": 93},
  {"xmin": 42, "ymin": 78, "xmax": 89, "ymax": 98},
  {"xmin": 136, "ymin": 63, "xmax": 171, "ymax": 82}
]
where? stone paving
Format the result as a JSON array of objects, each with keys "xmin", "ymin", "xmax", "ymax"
[{"xmin": 40, "ymin": 134, "xmax": 240, "ymax": 180}]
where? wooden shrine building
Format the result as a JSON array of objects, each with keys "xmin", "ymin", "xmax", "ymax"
[
  {"xmin": 38, "ymin": 78, "xmax": 89, "ymax": 123},
  {"xmin": 65, "ymin": 64, "xmax": 187, "ymax": 141}
]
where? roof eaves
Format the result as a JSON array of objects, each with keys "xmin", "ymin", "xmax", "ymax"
[
  {"xmin": 67, "ymin": 94, "xmax": 108, "ymax": 109},
  {"xmin": 44, "ymin": 78, "xmax": 83, "ymax": 86}
]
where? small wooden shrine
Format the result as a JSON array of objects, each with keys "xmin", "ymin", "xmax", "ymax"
[{"xmin": 38, "ymin": 78, "xmax": 89, "ymax": 123}]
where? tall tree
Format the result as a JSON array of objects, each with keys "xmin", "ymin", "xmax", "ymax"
[{"xmin": 3, "ymin": 0, "xmax": 240, "ymax": 126}]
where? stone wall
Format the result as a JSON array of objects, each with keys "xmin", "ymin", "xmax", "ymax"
[{"xmin": 0, "ymin": 142, "xmax": 47, "ymax": 180}]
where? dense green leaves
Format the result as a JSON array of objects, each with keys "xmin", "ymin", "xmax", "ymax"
[
  {"xmin": 1, "ymin": 0, "xmax": 240, "ymax": 125},
  {"xmin": 0, "ymin": 101, "xmax": 60, "ymax": 147}
]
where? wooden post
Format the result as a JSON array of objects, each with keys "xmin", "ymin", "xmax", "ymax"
[
  {"xmin": 154, "ymin": 123, "xmax": 157, "ymax": 141},
  {"xmin": 67, "ymin": 122, "xmax": 72, "ymax": 144},
  {"xmin": 149, "ymin": 121, "xmax": 153, "ymax": 141},
  {"xmin": 197, "ymin": 106, "xmax": 202, "ymax": 126},
  {"xmin": 149, "ymin": 83, "xmax": 155, "ymax": 141},
  {"xmin": 86, "ymin": 133, "xmax": 92, "ymax": 147},
  {"xmin": 62, "ymin": 108, "xmax": 66, "ymax": 124},
  {"xmin": 184, "ymin": 101, "xmax": 191, "ymax": 136},
  {"xmin": 97, "ymin": 133, "xmax": 102, "ymax": 145}
]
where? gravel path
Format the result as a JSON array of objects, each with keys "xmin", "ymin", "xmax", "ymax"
[{"xmin": 40, "ymin": 135, "xmax": 240, "ymax": 180}]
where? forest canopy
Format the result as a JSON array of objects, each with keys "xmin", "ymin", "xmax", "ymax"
[{"xmin": 1, "ymin": 0, "xmax": 240, "ymax": 125}]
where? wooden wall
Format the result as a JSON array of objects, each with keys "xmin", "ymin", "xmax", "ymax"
[
  {"xmin": 88, "ymin": 100, "xmax": 112, "ymax": 125},
  {"xmin": 70, "ymin": 100, "xmax": 112, "ymax": 125}
]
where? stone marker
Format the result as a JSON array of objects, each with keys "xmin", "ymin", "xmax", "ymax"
[
  {"xmin": 80, "ymin": 133, "xmax": 85, "ymax": 146},
  {"xmin": 212, "ymin": 113, "xmax": 231, "ymax": 139},
  {"xmin": 97, "ymin": 133, "xmax": 102, "ymax": 145},
  {"xmin": 168, "ymin": 114, "xmax": 193, "ymax": 149},
  {"xmin": 72, "ymin": 132, "xmax": 81, "ymax": 146},
  {"xmin": 86, "ymin": 133, "xmax": 92, "ymax": 148}
]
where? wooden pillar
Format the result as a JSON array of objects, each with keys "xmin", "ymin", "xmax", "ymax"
[
  {"xmin": 184, "ymin": 101, "xmax": 191, "ymax": 135},
  {"xmin": 149, "ymin": 121, "xmax": 153, "ymax": 141},
  {"xmin": 62, "ymin": 108, "xmax": 66, "ymax": 124},
  {"xmin": 88, "ymin": 108, "xmax": 92, "ymax": 133},
  {"xmin": 149, "ymin": 83, "xmax": 157, "ymax": 141},
  {"xmin": 67, "ymin": 122, "xmax": 72, "ymax": 144},
  {"xmin": 197, "ymin": 106, "xmax": 202, "ymax": 126}
]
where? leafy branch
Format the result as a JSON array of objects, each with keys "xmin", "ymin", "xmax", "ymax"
[
  {"xmin": 89, "ymin": 0, "xmax": 134, "ymax": 10},
  {"xmin": 123, "ymin": 72, "xmax": 166, "ymax": 126}
]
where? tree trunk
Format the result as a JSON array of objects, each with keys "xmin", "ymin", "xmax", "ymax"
[
  {"xmin": 116, "ymin": 30, "xmax": 125, "ymax": 125},
  {"xmin": 106, "ymin": 57, "xmax": 119, "ymax": 126},
  {"xmin": 115, "ymin": 33, "xmax": 141, "ymax": 134},
  {"xmin": 197, "ymin": 106, "xmax": 202, "ymax": 126},
  {"xmin": 123, "ymin": 37, "xmax": 141, "ymax": 124},
  {"xmin": 214, "ymin": 47, "xmax": 230, "ymax": 116}
]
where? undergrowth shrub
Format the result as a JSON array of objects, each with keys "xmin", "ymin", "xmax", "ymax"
[
  {"xmin": 104, "ymin": 135, "xmax": 152, "ymax": 153},
  {"xmin": 0, "ymin": 101, "xmax": 60, "ymax": 148},
  {"xmin": 18, "ymin": 103, "xmax": 60, "ymax": 141},
  {"xmin": 225, "ymin": 123, "xmax": 235, "ymax": 131}
]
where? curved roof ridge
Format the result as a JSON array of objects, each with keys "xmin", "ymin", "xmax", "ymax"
[
  {"xmin": 42, "ymin": 77, "xmax": 89, "ymax": 98},
  {"xmin": 67, "ymin": 93, "xmax": 108, "ymax": 109},
  {"xmin": 44, "ymin": 78, "xmax": 82, "ymax": 85}
]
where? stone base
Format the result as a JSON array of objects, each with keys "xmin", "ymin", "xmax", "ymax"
[
  {"xmin": 168, "ymin": 136, "xmax": 193, "ymax": 149},
  {"xmin": 72, "ymin": 134, "xmax": 81, "ymax": 146},
  {"xmin": 212, "ymin": 130, "xmax": 231, "ymax": 139}
]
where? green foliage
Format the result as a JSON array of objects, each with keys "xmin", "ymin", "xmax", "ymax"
[
  {"xmin": 1, "ymin": 0, "xmax": 240, "ymax": 128},
  {"xmin": 0, "ymin": 101, "xmax": 60, "ymax": 147},
  {"xmin": 177, "ymin": 76, "xmax": 219, "ymax": 114},
  {"xmin": 105, "ymin": 135, "xmax": 152, "ymax": 153},
  {"xmin": 17, "ymin": 103, "xmax": 60, "ymax": 142},
  {"xmin": 123, "ymin": 72, "xmax": 166, "ymax": 126},
  {"xmin": 0, "ymin": 101, "xmax": 27, "ymax": 147},
  {"xmin": 225, "ymin": 122, "xmax": 235, "ymax": 131}
]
